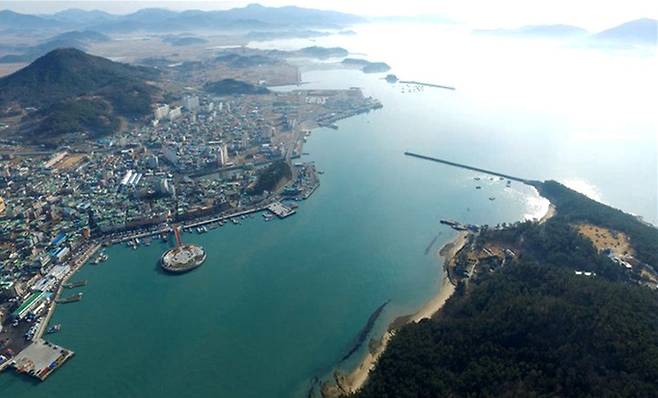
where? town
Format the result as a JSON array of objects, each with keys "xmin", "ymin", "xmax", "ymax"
[{"xmin": 0, "ymin": 85, "xmax": 382, "ymax": 380}]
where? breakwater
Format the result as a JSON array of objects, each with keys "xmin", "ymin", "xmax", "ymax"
[
  {"xmin": 399, "ymin": 80, "xmax": 455, "ymax": 90},
  {"xmin": 340, "ymin": 300, "xmax": 391, "ymax": 362},
  {"xmin": 404, "ymin": 152, "xmax": 535, "ymax": 184}
]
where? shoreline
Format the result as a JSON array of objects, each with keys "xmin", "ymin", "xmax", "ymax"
[
  {"xmin": 322, "ymin": 231, "xmax": 468, "ymax": 397},
  {"xmin": 539, "ymin": 203, "xmax": 556, "ymax": 224},
  {"xmin": 323, "ymin": 191, "xmax": 553, "ymax": 396}
]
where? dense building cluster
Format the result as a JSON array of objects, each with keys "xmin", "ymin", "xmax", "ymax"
[{"xmin": 0, "ymin": 88, "xmax": 381, "ymax": 351}]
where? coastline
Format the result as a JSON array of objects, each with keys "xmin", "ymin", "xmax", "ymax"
[
  {"xmin": 323, "ymin": 190, "xmax": 554, "ymax": 397},
  {"xmin": 322, "ymin": 231, "xmax": 468, "ymax": 397},
  {"xmin": 539, "ymin": 203, "xmax": 556, "ymax": 224}
]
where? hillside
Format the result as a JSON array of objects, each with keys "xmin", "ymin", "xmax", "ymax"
[
  {"xmin": 0, "ymin": 30, "xmax": 110, "ymax": 63},
  {"xmin": 342, "ymin": 58, "xmax": 391, "ymax": 73},
  {"xmin": 0, "ymin": 4, "xmax": 364, "ymax": 33},
  {"xmin": 204, "ymin": 79, "xmax": 270, "ymax": 96},
  {"xmin": 353, "ymin": 181, "xmax": 658, "ymax": 398},
  {"xmin": 593, "ymin": 18, "xmax": 657, "ymax": 45},
  {"xmin": 0, "ymin": 48, "xmax": 161, "ymax": 140}
]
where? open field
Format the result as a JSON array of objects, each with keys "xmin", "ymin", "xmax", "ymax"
[{"xmin": 576, "ymin": 223, "xmax": 634, "ymax": 256}]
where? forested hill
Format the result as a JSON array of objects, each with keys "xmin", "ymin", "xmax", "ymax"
[
  {"xmin": 537, "ymin": 180, "xmax": 658, "ymax": 271},
  {"xmin": 0, "ymin": 48, "xmax": 161, "ymax": 141},
  {"xmin": 353, "ymin": 181, "xmax": 658, "ymax": 398}
]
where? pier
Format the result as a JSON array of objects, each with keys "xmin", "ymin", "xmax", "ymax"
[
  {"xmin": 10, "ymin": 339, "xmax": 74, "ymax": 381},
  {"xmin": 404, "ymin": 152, "xmax": 536, "ymax": 184},
  {"xmin": 267, "ymin": 202, "xmax": 296, "ymax": 219},
  {"xmin": 399, "ymin": 81, "xmax": 455, "ymax": 90}
]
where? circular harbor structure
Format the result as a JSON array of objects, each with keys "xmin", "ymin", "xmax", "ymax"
[{"xmin": 161, "ymin": 244, "xmax": 207, "ymax": 273}]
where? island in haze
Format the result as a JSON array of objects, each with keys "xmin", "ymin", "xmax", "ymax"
[{"xmin": 341, "ymin": 58, "xmax": 391, "ymax": 73}]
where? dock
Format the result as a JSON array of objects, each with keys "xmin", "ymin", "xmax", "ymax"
[
  {"xmin": 404, "ymin": 152, "xmax": 536, "ymax": 184},
  {"xmin": 63, "ymin": 280, "xmax": 87, "ymax": 289},
  {"xmin": 11, "ymin": 339, "xmax": 74, "ymax": 381},
  {"xmin": 399, "ymin": 81, "xmax": 455, "ymax": 90},
  {"xmin": 56, "ymin": 292, "xmax": 83, "ymax": 304},
  {"xmin": 267, "ymin": 202, "xmax": 296, "ymax": 219}
]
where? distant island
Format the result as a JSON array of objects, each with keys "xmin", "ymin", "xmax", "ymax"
[
  {"xmin": 0, "ymin": 30, "xmax": 110, "ymax": 64},
  {"xmin": 341, "ymin": 58, "xmax": 391, "ymax": 73},
  {"xmin": 474, "ymin": 18, "xmax": 657, "ymax": 46},
  {"xmin": 592, "ymin": 18, "xmax": 657, "ymax": 45}
]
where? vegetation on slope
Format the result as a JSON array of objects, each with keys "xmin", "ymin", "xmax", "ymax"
[
  {"xmin": 248, "ymin": 160, "xmax": 291, "ymax": 196},
  {"xmin": 204, "ymin": 78, "xmax": 270, "ymax": 96},
  {"xmin": 0, "ymin": 48, "xmax": 161, "ymax": 139},
  {"xmin": 35, "ymin": 98, "xmax": 120, "ymax": 137},
  {"xmin": 538, "ymin": 180, "xmax": 658, "ymax": 271},
  {"xmin": 353, "ymin": 181, "xmax": 658, "ymax": 398}
]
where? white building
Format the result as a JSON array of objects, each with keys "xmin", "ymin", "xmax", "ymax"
[
  {"xmin": 154, "ymin": 104, "xmax": 170, "ymax": 120},
  {"xmin": 217, "ymin": 144, "xmax": 229, "ymax": 167},
  {"xmin": 168, "ymin": 107, "xmax": 182, "ymax": 121}
]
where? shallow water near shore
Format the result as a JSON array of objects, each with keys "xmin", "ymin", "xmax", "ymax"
[{"xmin": 2, "ymin": 24, "xmax": 655, "ymax": 398}]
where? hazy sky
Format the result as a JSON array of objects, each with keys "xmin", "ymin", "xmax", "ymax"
[{"xmin": 3, "ymin": 0, "xmax": 657, "ymax": 30}]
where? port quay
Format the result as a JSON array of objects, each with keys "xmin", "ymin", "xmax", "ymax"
[{"xmin": 0, "ymin": 199, "xmax": 299, "ymax": 380}]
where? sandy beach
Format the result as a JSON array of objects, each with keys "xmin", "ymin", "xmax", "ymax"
[
  {"xmin": 539, "ymin": 203, "xmax": 557, "ymax": 224},
  {"xmin": 323, "ymin": 231, "xmax": 468, "ymax": 397}
]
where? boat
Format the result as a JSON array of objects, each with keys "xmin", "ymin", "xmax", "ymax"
[
  {"xmin": 476, "ymin": 186, "xmax": 482, "ymax": 190},
  {"xmin": 46, "ymin": 324, "xmax": 62, "ymax": 334},
  {"xmin": 489, "ymin": 197, "xmax": 496, "ymax": 201}
]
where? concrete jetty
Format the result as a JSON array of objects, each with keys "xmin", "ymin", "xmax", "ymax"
[
  {"xmin": 404, "ymin": 152, "xmax": 535, "ymax": 184},
  {"xmin": 267, "ymin": 202, "xmax": 296, "ymax": 219},
  {"xmin": 399, "ymin": 81, "xmax": 455, "ymax": 90},
  {"xmin": 10, "ymin": 339, "xmax": 74, "ymax": 381}
]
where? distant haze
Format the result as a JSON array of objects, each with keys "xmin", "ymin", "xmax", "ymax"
[{"xmin": 3, "ymin": 0, "xmax": 657, "ymax": 31}]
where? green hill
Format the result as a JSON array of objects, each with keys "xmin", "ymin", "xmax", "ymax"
[
  {"xmin": 204, "ymin": 78, "xmax": 270, "ymax": 96},
  {"xmin": 0, "ymin": 48, "xmax": 161, "ymax": 140},
  {"xmin": 353, "ymin": 182, "xmax": 658, "ymax": 398}
]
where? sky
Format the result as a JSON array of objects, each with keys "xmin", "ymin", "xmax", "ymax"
[{"xmin": 3, "ymin": 0, "xmax": 657, "ymax": 30}]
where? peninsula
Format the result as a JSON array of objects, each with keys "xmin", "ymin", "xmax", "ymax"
[{"xmin": 321, "ymin": 156, "xmax": 658, "ymax": 397}]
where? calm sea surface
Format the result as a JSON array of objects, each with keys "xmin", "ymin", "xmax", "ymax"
[{"xmin": 1, "ymin": 23, "xmax": 655, "ymax": 397}]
